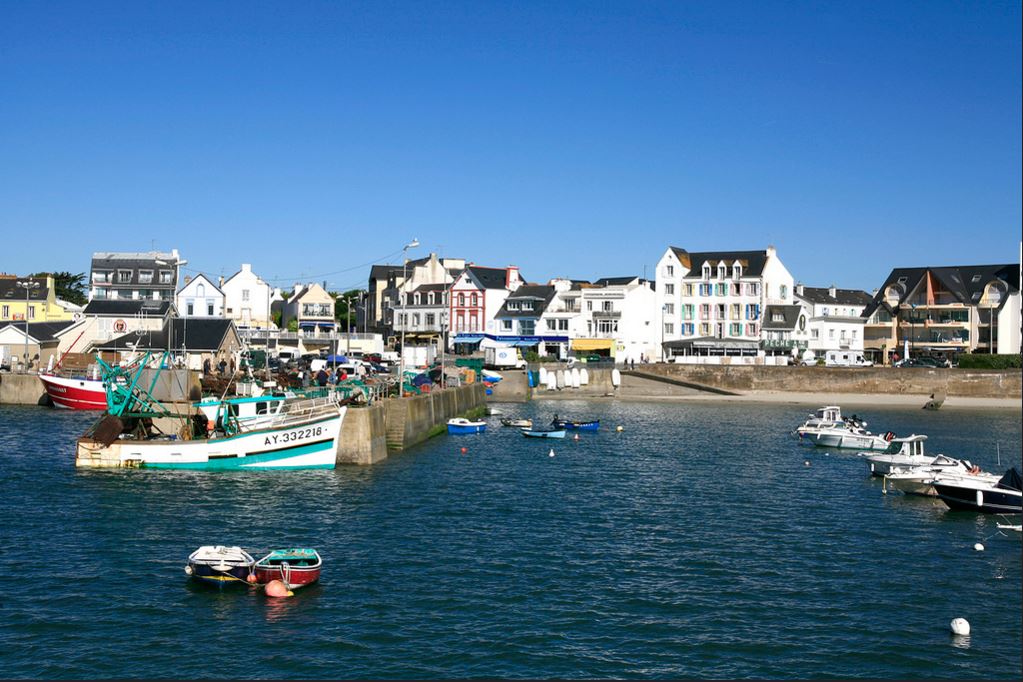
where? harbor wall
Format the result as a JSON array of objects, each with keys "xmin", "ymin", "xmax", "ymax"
[
  {"xmin": 0, "ymin": 373, "xmax": 48, "ymax": 406},
  {"xmin": 337, "ymin": 404, "xmax": 388, "ymax": 465},
  {"xmin": 384, "ymin": 383, "xmax": 486, "ymax": 451},
  {"xmin": 631, "ymin": 364, "xmax": 1022, "ymax": 399}
]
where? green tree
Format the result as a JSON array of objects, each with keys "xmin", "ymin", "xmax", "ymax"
[
  {"xmin": 31, "ymin": 271, "xmax": 88, "ymax": 305},
  {"xmin": 330, "ymin": 288, "xmax": 365, "ymax": 330},
  {"xmin": 286, "ymin": 318, "xmax": 298, "ymax": 332}
]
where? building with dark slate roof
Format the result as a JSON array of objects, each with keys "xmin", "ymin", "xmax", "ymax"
[
  {"xmin": 89, "ymin": 249, "xmax": 184, "ymax": 303},
  {"xmin": 860, "ymin": 263, "xmax": 1021, "ymax": 363},
  {"xmin": 95, "ymin": 318, "xmax": 242, "ymax": 369},
  {"xmin": 655, "ymin": 245, "xmax": 795, "ymax": 360}
]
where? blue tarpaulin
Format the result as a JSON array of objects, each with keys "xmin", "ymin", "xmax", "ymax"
[{"xmin": 324, "ymin": 354, "xmax": 349, "ymax": 363}]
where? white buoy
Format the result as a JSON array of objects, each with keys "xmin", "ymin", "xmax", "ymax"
[
  {"xmin": 973, "ymin": 543, "xmax": 985, "ymax": 551},
  {"xmin": 804, "ymin": 460, "xmax": 811, "ymax": 467},
  {"xmin": 616, "ymin": 425, "xmax": 624, "ymax": 432},
  {"xmin": 548, "ymin": 448, "xmax": 555, "ymax": 458},
  {"xmin": 573, "ymin": 433, "xmax": 580, "ymax": 441},
  {"xmin": 950, "ymin": 618, "xmax": 970, "ymax": 635}
]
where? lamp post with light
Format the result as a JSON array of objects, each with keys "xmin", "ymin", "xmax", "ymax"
[
  {"xmin": 16, "ymin": 279, "xmax": 41, "ymax": 371},
  {"xmin": 397, "ymin": 238, "xmax": 420, "ymax": 395}
]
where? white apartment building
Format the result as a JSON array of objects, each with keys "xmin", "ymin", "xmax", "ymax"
[
  {"xmin": 176, "ymin": 274, "xmax": 225, "ymax": 318},
  {"xmin": 655, "ymin": 246, "xmax": 794, "ymax": 361},
  {"xmin": 221, "ymin": 263, "xmax": 276, "ymax": 328},
  {"xmin": 793, "ymin": 284, "xmax": 872, "ymax": 361},
  {"xmin": 572, "ymin": 277, "xmax": 657, "ymax": 363}
]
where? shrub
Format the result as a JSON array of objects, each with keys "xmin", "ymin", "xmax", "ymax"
[{"xmin": 956, "ymin": 354, "xmax": 1022, "ymax": 370}]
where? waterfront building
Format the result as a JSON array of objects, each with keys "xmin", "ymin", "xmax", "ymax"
[
  {"xmin": 0, "ymin": 320, "xmax": 75, "ymax": 369},
  {"xmin": 50, "ymin": 299, "xmax": 176, "ymax": 360},
  {"xmin": 221, "ymin": 264, "xmax": 277, "ymax": 329},
  {"xmin": 365, "ymin": 264, "xmax": 403, "ymax": 335},
  {"xmin": 88, "ymin": 249, "xmax": 184, "ymax": 302},
  {"xmin": 861, "ymin": 263, "xmax": 1022, "ymax": 363},
  {"xmin": 0, "ymin": 274, "xmax": 81, "ymax": 323},
  {"xmin": 792, "ymin": 284, "xmax": 872, "ymax": 362},
  {"xmin": 282, "ymin": 283, "xmax": 336, "ymax": 353},
  {"xmin": 573, "ymin": 276, "xmax": 658, "ymax": 363},
  {"xmin": 450, "ymin": 265, "xmax": 524, "ymax": 351},
  {"xmin": 391, "ymin": 253, "xmax": 466, "ymax": 349},
  {"xmin": 490, "ymin": 284, "xmax": 560, "ymax": 355},
  {"xmin": 176, "ymin": 274, "xmax": 225, "ymax": 319},
  {"xmin": 96, "ymin": 318, "xmax": 241, "ymax": 370},
  {"xmin": 655, "ymin": 246, "xmax": 794, "ymax": 362},
  {"xmin": 535, "ymin": 279, "xmax": 586, "ymax": 359}
]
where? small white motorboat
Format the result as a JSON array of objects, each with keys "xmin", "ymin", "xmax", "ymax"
[
  {"xmin": 185, "ymin": 546, "xmax": 255, "ymax": 586},
  {"xmin": 930, "ymin": 467, "xmax": 1022, "ymax": 514},
  {"xmin": 501, "ymin": 418, "xmax": 532, "ymax": 428},
  {"xmin": 795, "ymin": 406, "xmax": 891, "ymax": 450},
  {"xmin": 883, "ymin": 454, "xmax": 984, "ymax": 496},
  {"xmin": 863, "ymin": 434, "xmax": 937, "ymax": 476}
]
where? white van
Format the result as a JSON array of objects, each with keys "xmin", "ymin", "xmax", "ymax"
[
  {"xmin": 825, "ymin": 351, "xmax": 873, "ymax": 367},
  {"xmin": 277, "ymin": 349, "xmax": 300, "ymax": 364}
]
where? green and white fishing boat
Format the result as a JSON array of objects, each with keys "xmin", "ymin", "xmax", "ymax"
[{"xmin": 75, "ymin": 351, "xmax": 345, "ymax": 470}]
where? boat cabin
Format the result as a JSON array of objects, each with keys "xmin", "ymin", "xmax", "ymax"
[{"xmin": 880, "ymin": 434, "xmax": 927, "ymax": 457}]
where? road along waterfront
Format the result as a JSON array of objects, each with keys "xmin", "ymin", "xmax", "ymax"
[{"xmin": 0, "ymin": 400, "xmax": 1019, "ymax": 678}]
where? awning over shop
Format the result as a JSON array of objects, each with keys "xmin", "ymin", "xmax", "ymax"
[
  {"xmin": 453, "ymin": 333, "xmax": 485, "ymax": 343},
  {"xmin": 571, "ymin": 339, "xmax": 614, "ymax": 351},
  {"xmin": 299, "ymin": 321, "xmax": 336, "ymax": 328}
]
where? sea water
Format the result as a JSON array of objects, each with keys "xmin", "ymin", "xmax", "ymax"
[{"xmin": 0, "ymin": 401, "xmax": 1019, "ymax": 679}]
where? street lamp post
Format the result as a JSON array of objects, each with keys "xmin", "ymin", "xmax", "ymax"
[
  {"xmin": 16, "ymin": 279, "xmax": 41, "ymax": 371},
  {"xmin": 397, "ymin": 238, "xmax": 420, "ymax": 396},
  {"xmin": 660, "ymin": 303, "xmax": 667, "ymax": 363}
]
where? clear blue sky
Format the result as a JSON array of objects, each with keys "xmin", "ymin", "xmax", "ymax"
[{"xmin": 1, "ymin": 1, "xmax": 1020, "ymax": 293}]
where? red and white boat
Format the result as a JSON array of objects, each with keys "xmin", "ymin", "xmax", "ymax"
[
  {"xmin": 253, "ymin": 549, "xmax": 322, "ymax": 589},
  {"xmin": 39, "ymin": 372, "xmax": 108, "ymax": 410}
]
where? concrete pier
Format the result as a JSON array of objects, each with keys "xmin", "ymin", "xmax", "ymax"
[{"xmin": 0, "ymin": 373, "xmax": 48, "ymax": 406}]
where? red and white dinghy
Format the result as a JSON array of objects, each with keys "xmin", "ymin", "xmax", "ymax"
[
  {"xmin": 38, "ymin": 372, "xmax": 107, "ymax": 410},
  {"xmin": 253, "ymin": 549, "xmax": 322, "ymax": 589}
]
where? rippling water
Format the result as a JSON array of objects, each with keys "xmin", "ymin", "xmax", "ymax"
[{"xmin": 0, "ymin": 400, "xmax": 1020, "ymax": 679}]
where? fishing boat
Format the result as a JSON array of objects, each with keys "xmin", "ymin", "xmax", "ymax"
[
  {"xmin": 185, "ymin": 545, "xmax": 255, "ymax": 586},
  {"xmin": 930, "ymin": 467, "xmax": 1022, "ymax": 514},
  {"xmin": 253, "ymin": 548, "xmax": 322, "ymax": 589},
  {"xmin": 862, "ymin": 435, "xmax": 937, "ymax": 476},
  {"xmin": 522, "ymin": 428, "xmax": 566, "ymax": 439},
  {"xmin": 552, "ymin": 417, "xmax": 599, "ymax": 431},
  {"xmin": 74, "ymin": 351, "xmax": 346, "ymax": 470},
  {"xmin": 38, "ymin": 370, "xmax": 109, "ymax": 410},
  {"xmin": 501, "ymin": 418, "xmax": 532, "ymax": 428},
  {"xmin": 447, "ymin": 418, "xmax": 486, "ymax": 434},
  {"xmin": 883, "ymin": 454, "xmax": 984, "ymax": 496}
]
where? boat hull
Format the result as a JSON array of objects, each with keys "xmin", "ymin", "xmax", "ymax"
[
  {"xmin": 522, "ymin": 429, "xmax": 566, "ymax": 439},
  {"xmin": 800, "ymin": 430, "xmax": 889, "ymax": 451},
  {"xmin": 553, "ymin": 420, "xmax": 599, "ymax": 431},
  {"xmin": 188, "ymin": 561, "xmax": 253, "ymax": 586},
  {"xmin": 39, "ymin": 374, "xmax": 107, "ymax": 410},
  {"xmin": 932, "ymin": 483, "xmax": 1022, "ymax": 514},
  {"xmin": 447, "ymin": 423, "xmax": 486, "ymax": 434},
  {"xmin": 76, "ymin": 410, "xmax": 344, "ymax": 470},
  {"xmin": 253, "ymin": 565, "xmax": 321, "ymax": 588}
]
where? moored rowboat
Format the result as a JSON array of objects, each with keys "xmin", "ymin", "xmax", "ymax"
[{"xmin": 253, "ymin": 548, "xmax": 322, "ymax": 589}]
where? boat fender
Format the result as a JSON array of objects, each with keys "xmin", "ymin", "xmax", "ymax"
[
  {"xmin": 265, "ymin": 580, "xmax": 294, "ymax": 598},
  {"xmin": 247, "ymin": 573, "xmax": 258, "ymax": 583},
  {"xmin": 884, "ymin": 431, "xmax": 895, "ymax": 441},
  {"xmin": 207, "ymin": 419, "xmax": 216, "ymax": 434},
  {"xmin": 184, "ymin": 565, "xmax": 193, "ymax": 575},
  {"xmin": 968, "ymin": 465, "xmax": 981, "ymax": 475}
]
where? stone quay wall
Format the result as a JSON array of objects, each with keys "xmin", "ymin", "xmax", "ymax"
[
  {"xmin": 632, "ymin": 364, "xmax": 1022, "ymax": 399},
  {"xmin": 383, "ymin": 383, "xmax": 486, "ymax": 453},
  {"xmin": 0, "ymin": 373, "xmax": 48, "ymax": 406}
]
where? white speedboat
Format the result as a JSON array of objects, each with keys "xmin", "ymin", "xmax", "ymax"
[
  {"xmin": 862, "ymin": 434, "xmax": 936, "ymax": 476},
  {"xmin": 796, "ymin": 406, "xmax": 891, "ymax": 450},
  {"xmin": 883, "ymin": 454, "xmax": 984, "ymax": 496}
]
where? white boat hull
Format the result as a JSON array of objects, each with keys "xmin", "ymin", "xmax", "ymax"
[
  {"xmin": 801, "ymin": 430, "xmax": 890, "ymax": 451},
  {"xmin": 76, "ymin": 408, "xmax": 345, "ymax": 470}
]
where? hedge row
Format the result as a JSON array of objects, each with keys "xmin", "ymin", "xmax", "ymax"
[{"xmin": 956, "ymin": 354, "xmax": 1022, "ymax": 369}]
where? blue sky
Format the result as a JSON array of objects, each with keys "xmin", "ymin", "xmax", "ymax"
[{"xmin": 1, "ymin": 1, "xmax": 1019, "ymax": 293}]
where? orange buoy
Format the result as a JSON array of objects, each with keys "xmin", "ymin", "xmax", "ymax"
[
  {"xmin": 460, "ymin": 447, "xmax": 468, "ymax": 454},
  {"xmin": 264, "ymin": 580, "xmax": 294, "ymax": 598},
  {"xmin": 246, "ymin": 573, "xmax": 258, "ymax": 584}
]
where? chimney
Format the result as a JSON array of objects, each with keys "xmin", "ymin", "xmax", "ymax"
[
  {"xmin": 766, "ymin": 245, "xmax": 776, "ymax": 258},
  {"xmin": 795, "ymin": 283, "xmax": 804, "ymax": 296},
  {"xmin": 219, "ymin": 276, "xmax": 225, "ymax": 288},
  {"xmin": 293, "ymin": 283, "xmax": 303, "ymax": 296},
  {"xmin": 185, "ymin": 275, "xmax": 192, "ymax": 285},
  {"xmin": 506, "ymin": 266, "xmax": 520, "ymax": 288},
  {"xmin": 241, "ymin": 263, "xmax": 251, "ymax": 274},
  {"xmin": 829, "ymin": 284, "xmax": 837, "ymax": 299}
]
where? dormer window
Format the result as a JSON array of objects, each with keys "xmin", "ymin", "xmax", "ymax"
[
  {"xmin": 702, "ymin": 264, "xmax": 712, "ymax": 280},
  {"xmin": 428, "ymin": 292, "xmax": 435, "ymax": 305},
  {"xmin": 717, "ymin": 263, "xmax": 726, "ymax": 280},
  {"xmin": 732, "ymin": 262, "xmax": 742, "ymax": 279},
  {"xmin": 508, "ymin": 301, "xmax": 519, "ymax": 311},
  {"xmin": 414, "ymin": 293, "xmax": 421, "ymax": 305}
]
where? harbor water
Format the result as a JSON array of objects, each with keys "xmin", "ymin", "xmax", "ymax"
[{"xmin": 0, "ymin": 401, "xmax": 1020, "ymax": 679}]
